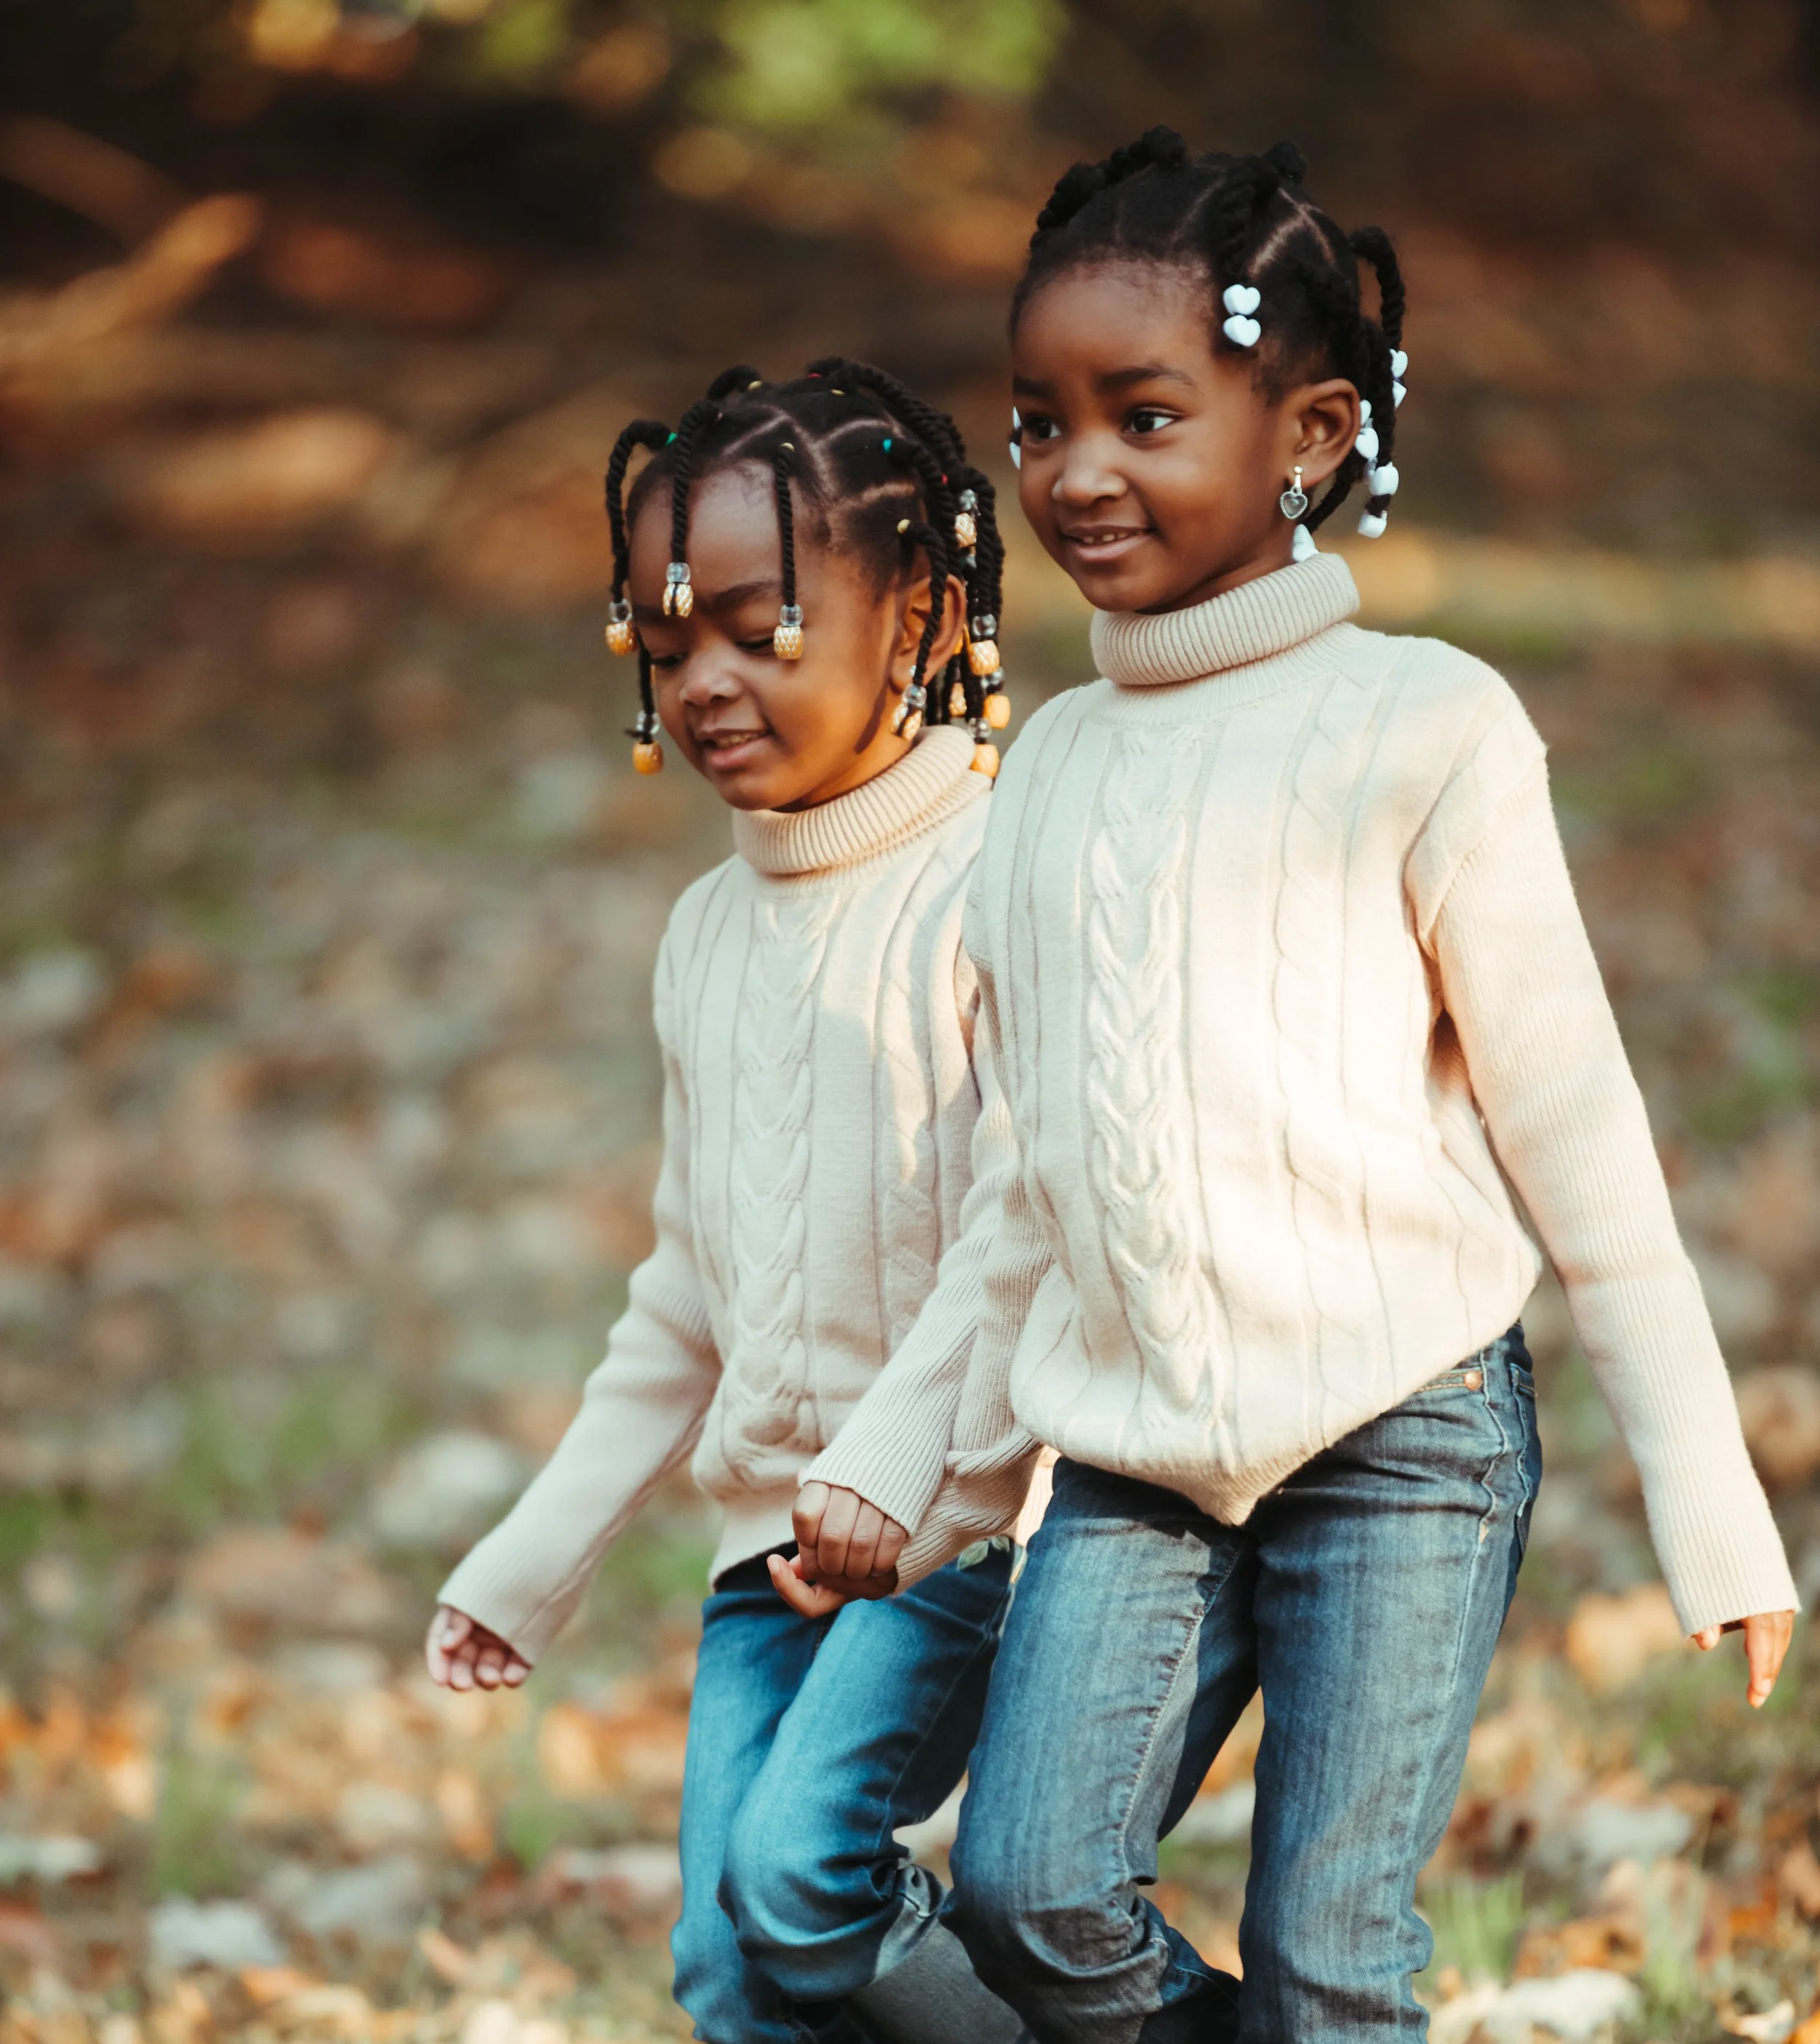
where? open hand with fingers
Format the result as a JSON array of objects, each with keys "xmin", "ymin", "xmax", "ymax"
[
  {"xmin": 425, "ymin": 1604, "xmax": 533, "ymax": 1691},
  {"xmin": 1690, "ymin": 1608, "xmax": 1795, "ymax": 1709},
  {"xmin": 768, "ymin": 1482, "xmax": 908, "ymax": 1618}
]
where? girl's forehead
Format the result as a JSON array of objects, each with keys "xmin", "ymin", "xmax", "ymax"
[
  {"xmin": 1013, "ymin": 261, "xmax": 1222, "ymax": 378},
  {"xmin": 630, "ymin": 461, "xmax": 772, "ymax": 548}
]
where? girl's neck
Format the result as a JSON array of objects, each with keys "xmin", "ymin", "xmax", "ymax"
[
  {"xmin": 1138, "ymin": 532, "xmax": 1296, "ymax": 617},
  {"xmin": 772, "ymin": 729, "xmax": 914, "ymax": 812}
]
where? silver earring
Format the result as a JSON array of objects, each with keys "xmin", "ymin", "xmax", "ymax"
[{"xmin": 1279, "ymin": 465, "xmax": 1308, "ymax": 520}]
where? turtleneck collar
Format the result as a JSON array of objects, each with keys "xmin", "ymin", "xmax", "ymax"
[
  {"xmin": 731, "ymin": 726, "xmax": 981, "ymax": 879},
  {"xmin": 1090, "ymin": 554, "xmax": 1359, "ymax": 692}
]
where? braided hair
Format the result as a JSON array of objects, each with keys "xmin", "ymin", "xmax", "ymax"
[
  {"xmin": 1013, "ymin": 129, "xmax": 1408, "ymax": 542},
  {"xmin": 602, "ymin": 360, "xmax": 1011, "ymax": 776}
]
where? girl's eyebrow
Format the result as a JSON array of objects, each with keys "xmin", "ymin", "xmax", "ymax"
[{"xmin": 1097, "ymin": 363, "xmax": 1197, "ymax": 392}]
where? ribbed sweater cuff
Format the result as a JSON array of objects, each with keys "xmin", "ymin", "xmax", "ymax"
[
  {"xmin": 1642, "ymin": 1448, "xmax": 1798, "ymax": 1636},
  {"xmin": 804, "ymin": 1404, "xmax": 954, "ymax": 1533},
  {"xmin": 438, "ymin": 1542, "xmax": 582, "ymax": 1665}
]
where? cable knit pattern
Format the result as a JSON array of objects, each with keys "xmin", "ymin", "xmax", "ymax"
[
  {"xmin": 1270, "ymin": 654, "xmax": 1394, "ymax": 1447},
  {"xmin": 1080, "ymin": 731, "xmax": 1226, "ymax": 1464},
  {"xmin": 438, "ymin": 729, "xmax": 1009, "ymax": 1660},
  {"xmin": 718, "ymin": 892, "xmax": 835, "ymax": 1482},
  {"xmin": 819, "ymin": 557, "xmax": 1795, "ymax": 1636}
]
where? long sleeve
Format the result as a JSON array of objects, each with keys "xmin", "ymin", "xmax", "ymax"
[
  {"xmin": 805, "ymin": 964, "xmax": 1051, "ymax": 1587},
  {"xmin": 437, "ymin": 940, "xmax": 721, "ymax": 1661},
  {"xmin": 1430, "ymin": 761, "xmax": 1797, "ymax": 1635}
]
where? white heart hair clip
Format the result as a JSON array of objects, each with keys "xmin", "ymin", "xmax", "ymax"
[
  {"xmin": 1010, "ymin": 406, "xmax": 1022, "ymax": 470},
  {"xmin": 1222, "ymin": 283, "xmax": 1262, "ymax": 349}
]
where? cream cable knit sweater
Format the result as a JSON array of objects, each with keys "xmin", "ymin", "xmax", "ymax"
[
  {"xmin": 439, "ymin": 728, "xmax": 1018, "ymax": 1661},
  {"xmin": 810, "ymin": 555, "xmax": 1795, "ymax": 1636}
]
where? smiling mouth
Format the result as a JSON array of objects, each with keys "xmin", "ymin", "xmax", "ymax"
[
  {"xmin": 1061, "ymin": 526, "xmax": 1152, "ymax": 554},
  {"xmin": 696, "ymin": 728, "xmax": 771, "ymax": 758}
]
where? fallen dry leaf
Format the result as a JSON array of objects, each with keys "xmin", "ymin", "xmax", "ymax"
[{"xmin": 1563, "ymin": 1585, "xmax": 1686, "ymax": 1693}]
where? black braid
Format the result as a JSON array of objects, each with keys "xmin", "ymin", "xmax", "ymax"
[
  {"xmin": 772, "ymin": 440, "xmax": 797, "ymax": 611},
  {"xmin": 897, "ymin": 518, "xmax": 951, "ymax": 698},
  {"xmin": 668, "ymin": 396, "xmax": 719, "ymax": 569},
  {"xmin": 1203, "ymin": 153, "xmax": 1291, "ymax": 339},
  {"xmin": 1348, "ymin": 226, "xmax": 1405, "ymax": 527},
  {"xmin": 606, "ymin": 419, "xmax": 671, "ymax": 601},
  {"xmin": 708, "ymin": 363, "xmax": 764, "ymax": 400}
]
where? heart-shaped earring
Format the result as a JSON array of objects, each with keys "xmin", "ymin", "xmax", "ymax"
[
  {"xmin": 1279, "ymin": 465, "xmax": 1308, "ymax": 520},
  {"xmin": 1222, "ymin": 284, "xmax": 1261, "ymax": 316},
  {"xmin": 1223, "ymin": 314, "xmax": 1262, "ymax": 349}
]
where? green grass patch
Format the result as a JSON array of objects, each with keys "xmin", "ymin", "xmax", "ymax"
[
  {"xmin": 149, "ymin": 1743, "xmax": 250, "ymax": 1899},
  {"xmin": 1419, "ymin": 1871, "xmax": 1527, "ymax": 1984},
  {"xmin": 1554, "ymin": 742, "xmax": 1709, "ymax": 825}
]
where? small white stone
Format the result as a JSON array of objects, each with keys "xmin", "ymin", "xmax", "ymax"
[{"xmin": 1222, "ymin": 314, "xmax": 1262, "ymax": 348}]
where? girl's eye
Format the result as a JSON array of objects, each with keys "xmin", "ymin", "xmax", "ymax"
[
  {"xmin": 739, "ymin": 636, "xmax": 777, "ymax": 655},
  {"xmin": 1022, "ymin": 414, "xmax": 1061, "ymax": 443},
  {"xmin": 1128, "ymin": 408, "xmax": 1175, "ymax": 435},
  {"xmin": 649, "ymin": 653, "xmax": 685, "ymax": 670}
]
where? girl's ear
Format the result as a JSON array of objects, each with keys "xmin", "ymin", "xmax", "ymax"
[
  {"xmin": 1286, "ymin": 377, "xmax": 1362, "ymax": 488},
  {"xmin": 887, "ymin": 571, "xmax": 969, "ymax": 694}
]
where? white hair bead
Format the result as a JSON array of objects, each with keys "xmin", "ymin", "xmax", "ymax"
[
  {"xmin": 1390, "ymin": 349, "xmax": 1409, "ymax": 379},
  {"xmin": 1358, "ymin": 398, "xmax": 1373, "ymax": 423},
  {"xmin": 1222, "ymin": 314, "xmax": 1262, "ymax": 348},
  {"xmin": 1355, "ymin": 424, "xmax": 1380, "ymax": 463},
  {"xmin": 1357, "ymin": 510, "xmax": 1389, "ymax": 539},
  {"xmin": 1222, "ymin": 284, "xmax": 1261, "ymax": 315},
  {"xmin": 1009, "ymin": 407, "xmax": 1021, "ymax": 470},
  {"xmin": 1366, "ymin": 463, "xmax": 1400, "ymax": 497},
  {"xmin": 1291, "ymin": 523, "xmax": 1318, "ymax": 562},
  {"xmin": 1392, "ymin": 381, "xmax": 1406, "ymax": 408}
]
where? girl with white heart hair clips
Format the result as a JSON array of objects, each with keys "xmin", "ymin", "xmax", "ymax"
[
  {"xmin": 794, "ymin": 124, "xmax": 1797, "ymax": 2044},
  {"xmin": 1002, "ymin": 130, "xmax": 1409, "ymax": 553}
]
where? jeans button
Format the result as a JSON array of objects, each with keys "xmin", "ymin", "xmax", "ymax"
[{"xmin": 1463, "ymin": 1368, "xmax": 1484, "ymax": 1390}]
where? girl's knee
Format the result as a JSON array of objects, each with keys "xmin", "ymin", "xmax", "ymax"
[{"xmin": 720, "ymin": 1780, "xmax": 849, "ymax": 1959}]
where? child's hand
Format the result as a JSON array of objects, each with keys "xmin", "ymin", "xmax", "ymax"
[
  {"xmin": 425, "ymin": 1605, "xmax": 532, "ymax": 1691},
  {"xmin": 768, "ymin": 1550, "xmax": 859, "ymax": 1619},
  {"xmin": 788, "ymin": 1481, "xmax": 907, "ymax": 1600},
  {"xmin": 1690, "ymin": 1609, "xmax": 1795, "ymax": 1708}
]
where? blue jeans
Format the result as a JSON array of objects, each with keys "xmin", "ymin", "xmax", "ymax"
[
  {"xmin": 673, "ymin": 1541, "xmax": 1024, "ymax": 2044},
  {"xmin": 949, "ymin": 1329, "xmax": 1541, "ymax": 2044}
]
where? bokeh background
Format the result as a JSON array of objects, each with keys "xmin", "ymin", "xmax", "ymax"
[{"xmin": 1, "ymin": 2, "xmax": 1819, "ymax": 2038}]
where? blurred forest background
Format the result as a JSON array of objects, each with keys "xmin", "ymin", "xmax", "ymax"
[{"xmin": 1, "ymin": 0, "xmax": 1819, "ymax": 2039}]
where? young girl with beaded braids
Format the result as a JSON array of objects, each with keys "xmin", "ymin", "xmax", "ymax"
[
  {"xmin": 424, "ymin": 360, "xmax": 1036, "ymax": 2044},
  {"xmin": 786, "ymin": 132, "xmax": 1798, "ymax": 2041}
]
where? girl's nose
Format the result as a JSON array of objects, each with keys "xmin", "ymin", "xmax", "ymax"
[
  {"xmin": 677, "ymin": 657, "xmax": 742, "ymax": 708},
  {"xmin": 1053, "ymin": 432, "xmax": 1128, "ymax": 507}
]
